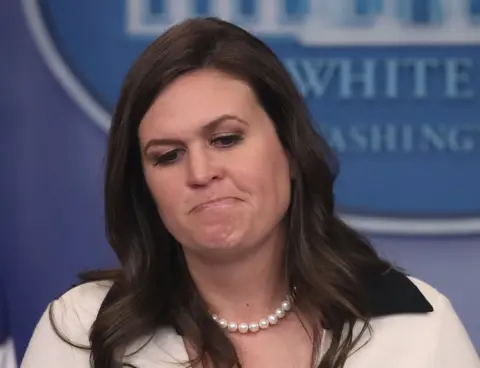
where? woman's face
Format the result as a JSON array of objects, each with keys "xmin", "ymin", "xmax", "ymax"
[{"xmin": 138, "ymin": 69, "xmax": 291, "ymax": 257}]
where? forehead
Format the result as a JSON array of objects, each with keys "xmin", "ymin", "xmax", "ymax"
[{"xmin": 139, "ymin": 69, "xmax": 259, "ymax": 137}]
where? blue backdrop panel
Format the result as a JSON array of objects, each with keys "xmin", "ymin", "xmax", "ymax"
[{"xmin": 0, "ymin": 0, "xmax": 478, "ymax": 362}]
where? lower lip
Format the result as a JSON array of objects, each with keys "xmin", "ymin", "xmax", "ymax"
[{"xmin": 194, "ymin": 198, "xmax": 237, "ymax": 212}]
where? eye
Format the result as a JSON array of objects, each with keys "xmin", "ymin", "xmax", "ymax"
[
  {"xmin": 153, "ymin": 149, "xmax": 184, "ymax": 166},
  {"xmin": 211, "ymin": 133, "xmax": 244, "ymax": 148}
]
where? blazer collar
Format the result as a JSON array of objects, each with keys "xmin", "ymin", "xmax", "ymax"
[{"xmin": 363, "ymin": 266, "xmax": 433, "ymax": 317}]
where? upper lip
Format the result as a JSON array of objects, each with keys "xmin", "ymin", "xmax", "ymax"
[{"xmin": 190, "ymin": 197, "xmax": 236, "ymax": 213}]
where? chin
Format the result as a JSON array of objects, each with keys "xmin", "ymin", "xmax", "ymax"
[
  {"xmin": 197, "ymin": 234, "xmax": 244, "ymax": 251},
  {"xmin": 193, "ymin": 243, "xmax": 255, "ymax": 263},
  {"xmin": 191, "ymin": 229, "xmax": 254, "ymax": 254}
]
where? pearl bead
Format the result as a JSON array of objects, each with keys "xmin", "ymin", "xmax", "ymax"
[
  {"xmin": 249, "ymin": 323, "xmax": 259, "ymax": 332},
  {"xmin": 218, "ymin": 319, "xmax": 228, "ymax": 329},
  {"xmin": 281, "ymin": 300, "xmax": 291, "ymax": 311},
  {"xmin": 259, "ymin": 319, "xmax": 269, "ymax": 329},
  {"xmin": 268, "ymin": 314, "xmax": 278, "ymax": 325},
  {"xmin": 210, "ymin": 288, "xmax": 295, "ymax": 333},
  {"xmin": 275, "ymin": 307, "xmax": 285, "ymax": 318},
  {"xmin": 238, "ymin": 323, "xmax": 249, "ymax": 334}
]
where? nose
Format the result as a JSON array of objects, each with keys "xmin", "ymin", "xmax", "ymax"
[{"xmin": 185, "ymin": 146, "xmax": 221, "ymax": 187}]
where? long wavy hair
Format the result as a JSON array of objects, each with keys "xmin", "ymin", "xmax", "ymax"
[{"xmin": 50, "ymin": 17, "xmax": 393, "ymax": 368}]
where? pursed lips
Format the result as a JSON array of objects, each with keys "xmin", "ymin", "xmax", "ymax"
[{"xmin": 190, "ymin": 197, "xmax": 238, "ymax": 213}]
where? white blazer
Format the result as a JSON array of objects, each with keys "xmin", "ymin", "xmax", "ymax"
[
  {"xmin": 21, "ymin": 275, "xmax": 479, "ymax": 367},
  {"xmin": 0, "ymin": 338, "xmax": 17, "ymax": 368}
]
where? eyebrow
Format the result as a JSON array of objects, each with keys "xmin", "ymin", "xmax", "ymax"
[{"xmin": 142, "ymin": 114, "xmax": 248, "ymax": 154}]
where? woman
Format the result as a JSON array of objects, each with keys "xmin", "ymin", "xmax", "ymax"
[{"xmin": 21, "ymin": 17, "xmax": 478, "ymax": 368}]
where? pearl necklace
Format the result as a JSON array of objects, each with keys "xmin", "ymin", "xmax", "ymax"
[{"xmin": 211, "ymin": 294, "xmax": 293, "ymax": 334}]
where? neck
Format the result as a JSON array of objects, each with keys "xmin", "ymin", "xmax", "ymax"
[{"xmin": 183, "ymin": 229, "xmax": 289, "ymax": 322}]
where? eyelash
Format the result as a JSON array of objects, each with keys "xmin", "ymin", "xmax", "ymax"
[
  {"xmin": 211, "ymin": 132, "xmax": 243, "ymax": 147},
  {"xmin": 153, "ymin": 133, "xmax": 244, "ymax": 166}
]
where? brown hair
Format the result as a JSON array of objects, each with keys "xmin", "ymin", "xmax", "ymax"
[{"xmin": 51, "ymin": 17, "xmax": 392, "ymax": 368}]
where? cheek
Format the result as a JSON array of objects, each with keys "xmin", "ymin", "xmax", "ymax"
[
  {"xmin": 232, "ymin": 141, "xmax": 291, "ymax": 204},
  {"xmin": 264, "ymin": 151, "xmax": 291, "ymax": 206},
  {"xmin": 144, "ymin": 169, "xmax": 183, "ymax": 218}
]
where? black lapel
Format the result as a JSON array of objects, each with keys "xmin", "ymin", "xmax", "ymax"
[{"xmin": 364, "ymin": 266, "xmax": 434, "ymax": 317}]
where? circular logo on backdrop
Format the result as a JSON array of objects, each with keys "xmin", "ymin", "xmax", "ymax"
[{"xmin": 22, "ymin": 0, "xmax": 480, "ymax": 236}]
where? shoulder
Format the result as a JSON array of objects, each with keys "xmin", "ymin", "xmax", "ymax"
[
  {"xmin": 21, "ymin": 281, "xmax": 113, "ymax": 368},
  {"xmin": 406, "ymin": 276, "xmax": 467, "ymax": 329},
  {"xmin": 407, "ymin": 276, "xmax": 447, "ymax": 309},
  {"xmin": 406, "ymin": 276, "xmax": 473, "ymax": 339},
  {"xmin": 354, "ymin": 275, "xmax": 479, "ymax": 367},
  {"xmin": 366, "ymin": 268, "xmax": 463, "ymax": 326},
  {"xmin": 46, "ymin": 281, "xmax": 113, "ymax": 345},
  {"xmin": 56, "ymin": 280, "xmax": 112, "ymax": 309}
]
